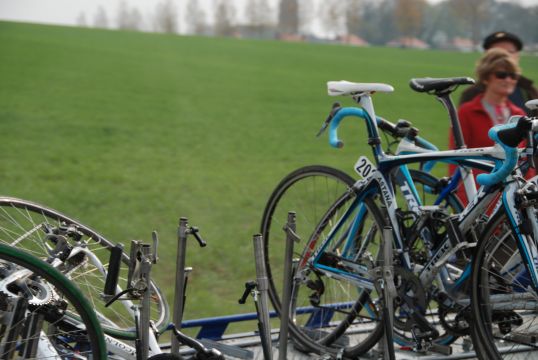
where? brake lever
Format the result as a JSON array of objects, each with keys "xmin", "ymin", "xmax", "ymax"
[{"xmin": 316, "ymin": 102, "xmax": 341, "ymax": 137}]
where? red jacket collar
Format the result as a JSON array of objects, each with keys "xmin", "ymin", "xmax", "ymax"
[{"xmin": 466, "ymin": 94, "xmax": 525, "ymax": 116}]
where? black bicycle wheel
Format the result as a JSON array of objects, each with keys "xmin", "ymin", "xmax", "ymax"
[
  {"xmin": 0, "ymin": 243, "xmax": 107, "ymax": 359},
  {"xmin": 471, "ymin": 209, "xmax": 538, "ymax": 359},
  {"xmin": 287, "ymin": 189, "xmax": 387, "ymax": 357},
  {"xmin": 260, "ymin": 165, "xmax": 355, "ymax": 314},
  {"xmin": 289, "ymin": 169, "xmax": 465, "ymax": 357},
  {"xmin": 261, "ymin": 166, "xmax": 466, "ymax": 356},
  {"xmin": 0, "ymin": 196, "xmax": 169, "ymax": 339}
]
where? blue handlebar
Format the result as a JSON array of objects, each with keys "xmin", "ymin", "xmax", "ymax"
[
  {"xmin": 327, "ymin": 105, "xmax": 526, "ymax": 187},
  {"xmin": 476, "ymin": 123, "xmax": 519, "ymax": 186},
  {"xmin": 328, "ymin": 108, "xmax": 370, "ymax": 148}
]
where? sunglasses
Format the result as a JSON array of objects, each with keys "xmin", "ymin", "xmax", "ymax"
[{"xmin": 494, "ymin": 71, "xmax": 519, "ymax": 80}]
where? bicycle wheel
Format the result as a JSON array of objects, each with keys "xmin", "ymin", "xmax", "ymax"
[
  {"xmin": 261, "ymin": 166, "xmax": 466, "ymax": 356},
  {"xmin": 471, "ymin": 209, "xmax": 538, "ymax": 359},
  {"xmin": 287, "ymin": 188, "xmax": 387, "ymax": 357},
  {"xmin": 0, "ymin": 196, "xmax": 169, "ymax": 339},
  {"xmin": 0, "ymin": 243, "xmax": 107, "ymax": 359},
  {"xmin": 260, "ymin": 165, "xmax": 355, "ymax": 313},
  {"xmin": 289, "ymin": 169, "xmax": 465, "ymax": 357}
]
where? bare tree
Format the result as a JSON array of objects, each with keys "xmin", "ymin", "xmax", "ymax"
[
  {"xmin": 129, "ymin": 8, "xmax": 143, "ymax": 31},
  {"xmin": 215, "ymin": 1, "xmax": 236, "ymax": 37},
  {"xmin": 117, "ymin": 1, "xmax": 143, "ymax": 31},
  {"xmin": 245, "ymin": 0, "xmax": 274, "ymax": 36},
  {"xmin": 117, "ymin": 1, "xmax": 130, "ymax": 29},
  {"xmin": 319, "ymin": 0, "xmax": 346, "ymax": 37},
  {"xmin": 394, "ymin": 0, "xmax": 427, "ymax": 37},
  {"xmin": 278, "ymin": 0, "xmax": 299, "ymax": 34},
  {"xmin": 353, "ymin": 0, "xmax": 397, "ymax": 45},
  {"xmin": 185, "ymin": 0, "xmax": 207, "ymax": 35},
  {"xmin": 154, "ymin": 0, "xmax": 179, "ymax": 34},
  {"xmin": 76, "ymin": 12, "xmax": 87, "ymax": 27},
  {"xmin": 93, "ymin": 6, "xmax": 109, "ymax": 29},
  {"xmin": 449, "ymin": 0, "xmax": 491, "ymax": 46},
  {"xmin": 297, "ymin": 0, "xmax": 315, "ymax": 35},
  {"xmin": 345, "ymin": 0, "xmax": 363, "ymax": 36}
]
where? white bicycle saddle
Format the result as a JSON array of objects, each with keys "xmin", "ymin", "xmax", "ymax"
[
  {"xmin": 526, "ymin": 99, "xmax": 538, "ymax": 110},
  {"xmin": 327, "ymin": 81, "xmax": 394, "ymax": 96}
]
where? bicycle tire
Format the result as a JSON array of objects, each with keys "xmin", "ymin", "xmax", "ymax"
[
  {"xmin": 261, "ymin": 166, "xmax": 465, "ymax": 356},
  {"xmin": 287, "ymin": 188, "xmax": 387, "ymax": 357},
  {"xmin": 471, "ymin": 208, "xmax": 538, "ymax": 359},
  {"xmin": 261, "ymin": 165, "xmax": 356, "ymax": 312},
  {"xmin": 0, "ymin": 196, "xmax": 170, "ymax": 340},
  {"xmin": 0, "ymin": 243, "xmax": 107, "ymax": 359},
  {"xmin": 289, "ymin": 169, "xmax": 465, "ymax": 356},
  {"xmin": 261, "ymin": 165, "xmax": 381, "ymax": 356}
]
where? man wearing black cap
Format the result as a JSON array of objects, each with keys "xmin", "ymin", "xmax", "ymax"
[{"xmin": 460, "ymin": 31, "xmax": 538, "ymax": 115}]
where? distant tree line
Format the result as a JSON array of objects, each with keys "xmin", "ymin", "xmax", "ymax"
[{"xmin": 76, "ymin": 0, "xmax": 538, "ymax": 49}]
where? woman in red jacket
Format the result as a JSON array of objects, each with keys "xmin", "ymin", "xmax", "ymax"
[{"xmin": 449, "ymin": 48, "xmax": 527, "ymax": 204}]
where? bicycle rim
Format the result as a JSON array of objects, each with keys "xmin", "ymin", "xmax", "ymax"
[
  {"xmin": 0, "ymin": 196, "xmax": 169, "ymax": 339},
  {"xmin": 472, "ymin": 209, "xmax": 538, "ymax": 359},
  {"xmin": 0, "ymin": 243, "xmax": 107, "ymax": 359},
  {"xmin": 260, "ymin": 165, "xmax": 355, "ymax": 313},
  {"xmin": 287, "ymin": 189, "xmax": 386, "ymax": 357}
]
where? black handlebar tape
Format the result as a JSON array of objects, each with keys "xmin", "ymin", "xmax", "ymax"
[
  {"xmin": 327, "ymin": 102, "xmax": 342, "ymax": 122},
  {"xmin": 104, "ymin": 243, "xmax": 124, "ymax": 296},
  {"xmin": 396, "ymin": 119, "xmax": 412, "ymax": 128},
  {"xmin": 404, "ymin": 127, "xmax": 419, "ymax": 140},
  {"xmin": 497, "ymin": 117, "xmax": 531, "ymax": 148}
]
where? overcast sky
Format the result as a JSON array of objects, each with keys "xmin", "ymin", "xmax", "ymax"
[{"xmin": 1, "ymin": 0, "xmax": 537, "ymax": 36}]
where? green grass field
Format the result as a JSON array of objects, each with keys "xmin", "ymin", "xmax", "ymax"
[{"xmin": 0, "ymin": 21, "xmax": 537, "ymax": 326}]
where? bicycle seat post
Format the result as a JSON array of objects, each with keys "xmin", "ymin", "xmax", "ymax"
[
  {"xmin": 357, "ymin": 93, "xmax": 385, "ymax": 159},
  {"xmin": 436, "ymin": 93, "xmax": 465, "ymax": 150},
  {"xmin": 437, "ymin": 92, "xmax": 477, "ymax": 201}
]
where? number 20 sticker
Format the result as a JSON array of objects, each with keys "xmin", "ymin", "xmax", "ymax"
[{"xmin": 354, "ymin": 156, "xmax": 376, "ymax": 179}]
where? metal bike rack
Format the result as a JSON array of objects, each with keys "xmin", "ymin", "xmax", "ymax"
[
  {"xmin": 253, "ymin": 233, "xmax": 274, "ymax": 360},
  {"xmin": 106, "ymin": 239, "xmax": 158, "ymax": 360},
  {"xmin": 171, "ymin": 216, "xmax": 206, "ymax": 354},
  {"xmin": 137, "ymin": 242, "xmax": 153, "ymax": 360},
  {"xmin": 171, "ymin": 217, "xmax": 189, "ymax": 354},
  {"xmin": 238, "ymin": 234, "xmax": 274, "ymax": 359},
  {"xmin": 278, "ymin": 211, "xmax": 299, "ymax": 360},
  {"xmin": 373, "ymin": 226, "xmax": 397, "ymax": 360}
]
